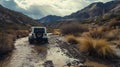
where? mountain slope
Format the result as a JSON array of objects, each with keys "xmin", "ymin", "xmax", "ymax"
[
  {"xmin": 0, "ymin": 5, "xmax": 40, "ymax": 30},
  {"xmin": 37, "ymin": 15, "xmax": 62, "ymax": 23},
  {"xmin": 38, "ymin": 1, "xmax": 120, "ymax": 24},
  {"xmin": 41, "ymin": 1, "xmax": 120, "ymax": 28},
  {"xmin": 64, "ymin": 2, "xmax": 104, "ymax": 19},
  {"xmin": 64, "ymin": 1, "xmax": 120, "ymax": 20}
]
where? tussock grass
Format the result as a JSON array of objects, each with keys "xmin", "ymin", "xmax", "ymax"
[
  {"xmin": 65, "ymin": 35, "xmax": 117, "ymax": 58},
  {"xmin": 0, "ymin": 29, "xmax": 29, "ymax": 59},
  {"xmin": 16, "ymin": 30, "xmax": 29, "ymax": 38},
  {"xmin": 104, "ymin": 30, "xmax": 119, "ymax": 41},
  {"xmin": 78, "ymin": 37, "xmax": 93, "ymax": 52},
  {"xmin": 78, "ymin": 37, "xmax": 116, "ymax": 59},
  {"xmin": 0, "ymin": 33, "xmax": 15, "ymax": 56},
  {"xmin": 65, "ymin": 35, "xmax": 79, "ymax": 44},
  {"xmin": 82, "ymin": 26, "xmax": 114, "ymax": 39},
  {"xmin": 93, "ymin": 39, "xmax": 115, "ymax": 58},
  {"xmin": 88, "ymin": 27, "xmax": 106, "ymax": 39},
  {"xmin": 65, "ymin": 35, "xmax": 116, "ymax": 59},
  {"xmin": 52, "ymin": 29, "xmax": 61, "ymax": 35}
]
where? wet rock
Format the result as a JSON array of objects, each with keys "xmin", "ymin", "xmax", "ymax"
[
  {"xmin": 43, "ymin": 60, "xmax": 54, "ymax": 67},
  {"xmin": 57, "ymin": 50, "xmax": 60, "ymax": 52},
  {"xmin": 66, "ymin": 62, "xmax": 72, "ymax": 67},
  {"xmin": 79, "ymin": 65, "xmax": 92, "ymax": 67},
  {"xmin": 22, "ymin": 62, "xmax": 34, "ymax": 67},
  {"xmin": 116, "ymin": 45, "xmax": 120, "ymax": 49},
  {"xmin": 71, "ymin": 60, "xmax": 81, "ymax": 65},
  {"xmin": 113, "ymin": 60, "xmax": 120, "ymax": 67}
]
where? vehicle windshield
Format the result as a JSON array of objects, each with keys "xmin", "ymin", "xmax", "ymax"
[{"xmin": 33, "ymin": 28, "xmax": 45, "ymax": 33}]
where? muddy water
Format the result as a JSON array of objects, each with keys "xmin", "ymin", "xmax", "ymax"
[
  {"xmin": 0, "ymin": 35, "xmax": 114, "ymax": 67},
  {"xmin": 0, "ymin": 35, "xmax": 76, "ymax": 67},
  {"xmin": 43, "ymin": 35, "xmax": 77, "ymax": 67}
]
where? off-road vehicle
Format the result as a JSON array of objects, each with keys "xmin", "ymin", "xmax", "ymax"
[{"xmin": 28, "ymin": 27, "xmax": 48, "ymax": 44}]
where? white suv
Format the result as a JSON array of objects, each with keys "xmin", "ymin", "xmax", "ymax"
[{"xmin": 28, "ymin": 27, "xmax": 48, "ymax": 44}]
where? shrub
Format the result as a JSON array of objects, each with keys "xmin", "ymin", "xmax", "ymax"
[
  {"xmin": 65, "ymin": 35, "xmax": 79, "ymax": 44},
  {"xmin": 52, "ymin": 29, "xmax": 61, "ymax": 35},
  {"xmin": 78, "ymin": 37, "xmax": 94, "ymax": 52},
  {"xmin": 16, "ymin": 30, "xmax": 29, "ymax": 38},
  {"xmin": 0, "ymin": 33, "xmax": 15, "ymax": 56},
  {"xmin": 108, "ymin": 19, "xmax": 120, "ymax": 29},
  {"xmin": 4, "ymin": 30, "xmax": 17, "ymax": 41},
  {"xmin": 104, "ymin": 30, "xmax": 119, "ymax": 41},
  {"xmin": 0, "ymin": 29, "xmax": 29, "ymax": 59},
  {"xmin": 4, "ymin": 29, "xmax": 16, "ymax": 35},
  {"xmin": 78, "ymin": 37, "xmax": 116, "ymax": 59},
  {"xmin": 87, "ymin": 27, "xmax": 108, "ymax": 39},
  {"xmin": 60, "ymin": 23, "xmax": 88, "ymax": 35},
  {"xmin": 89, "ymin": 30, "xmax": 104, "ymax": 39},
  {"xmin": 93, "ymin": 39, "xmax": 115, "ymax": 58}
]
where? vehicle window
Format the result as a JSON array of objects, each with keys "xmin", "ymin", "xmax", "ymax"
[{"xmin": 34, "ymin": 28, "xmax": 45, "ymax": 33}]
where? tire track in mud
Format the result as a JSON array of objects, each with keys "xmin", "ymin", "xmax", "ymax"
[{"xmin": 0, "ymin": 35, "xmax": 77, "ymax": 67}]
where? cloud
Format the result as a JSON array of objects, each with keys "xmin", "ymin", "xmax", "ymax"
[
  {"xmin": 0, "ymin": 0, "xmax": 112, "ymax": 19},
  {"xmin": 86, "ymin": 0, "xmax": 112, "ymax": 2},
  {"xmin": 14, "ymin": 0, "xmax": 90, "ymax": 18},
  {"xmin": 0, "ymin": 0, "xmax": 18, "ymax": 10}
]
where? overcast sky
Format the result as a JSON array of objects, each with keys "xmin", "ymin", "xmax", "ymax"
[{"xmin": 0, "ymin": 0, "xmax": 112, "ymax": 19}]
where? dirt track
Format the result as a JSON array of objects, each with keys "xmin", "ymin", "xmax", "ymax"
[
  {"xmin": 0, "ymin": 34, "xmax": 119, "ymax": 67},
  {"xmin": 0, "ymin": 34, "xmax": 78, "ymax": 67}
]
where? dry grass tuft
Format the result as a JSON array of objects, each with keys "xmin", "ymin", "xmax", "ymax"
[
  {"xmin": 16, "ymin": 30, "xmax": 29, "ymax": 38},
  {"xmin": 0, "ymin": 33, "xmax": 15, "ymax": 56},
  {"xmin": 104, "ymin": 30, "xmax": 119, "ymax": 41},
  {"xmin": 65, "ymin": 35, "xmax": 79, "ymax": 44},
  {"xmin": 78, "ymin": 37, "xmax": 94, "ymax": 52},
  {"xmin": 78, "ymin": 37, "xmax": 116, "ymax": 59},
  {"xmin": 93, "ymin": 39, "xmax": 115, "ymax": 58},
  {"xmin": 0, "ymin": 29, "xmax": 29, "ymax": 59},
  {"xmin": 88, "ymin": 27, "xmax": 106, "ymax": 39},
  {"xmin": 52, "ymin": 29, "xmax": 61, "ymax": 35}
]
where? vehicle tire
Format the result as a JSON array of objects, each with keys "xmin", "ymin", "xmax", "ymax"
[
  {"xmin": 45, "ymin": 38, "xmax": 48, "ymax": 43},
  {"xmin": 29, "ymin": 41, "xmax": 33, "ymax": 44},
  {"xmin": 29, "ymin": 38, "xmax": 34, "ymax": 44}
]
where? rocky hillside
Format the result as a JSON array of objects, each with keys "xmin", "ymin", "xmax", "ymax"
[
  {"xmin": 64, "ymin": 1, "xmax": 120, "ymax": 20},
  {"xmin": 37, "ymin": 15, "xmax": 62, "ymax": 23},
  {"xmin": 38, "ymin": 1, "xmax": 120, "ymax": 24},
  {"xmin": 0, "ymin": 5, "xmax": 40, "ymax": 30}
]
